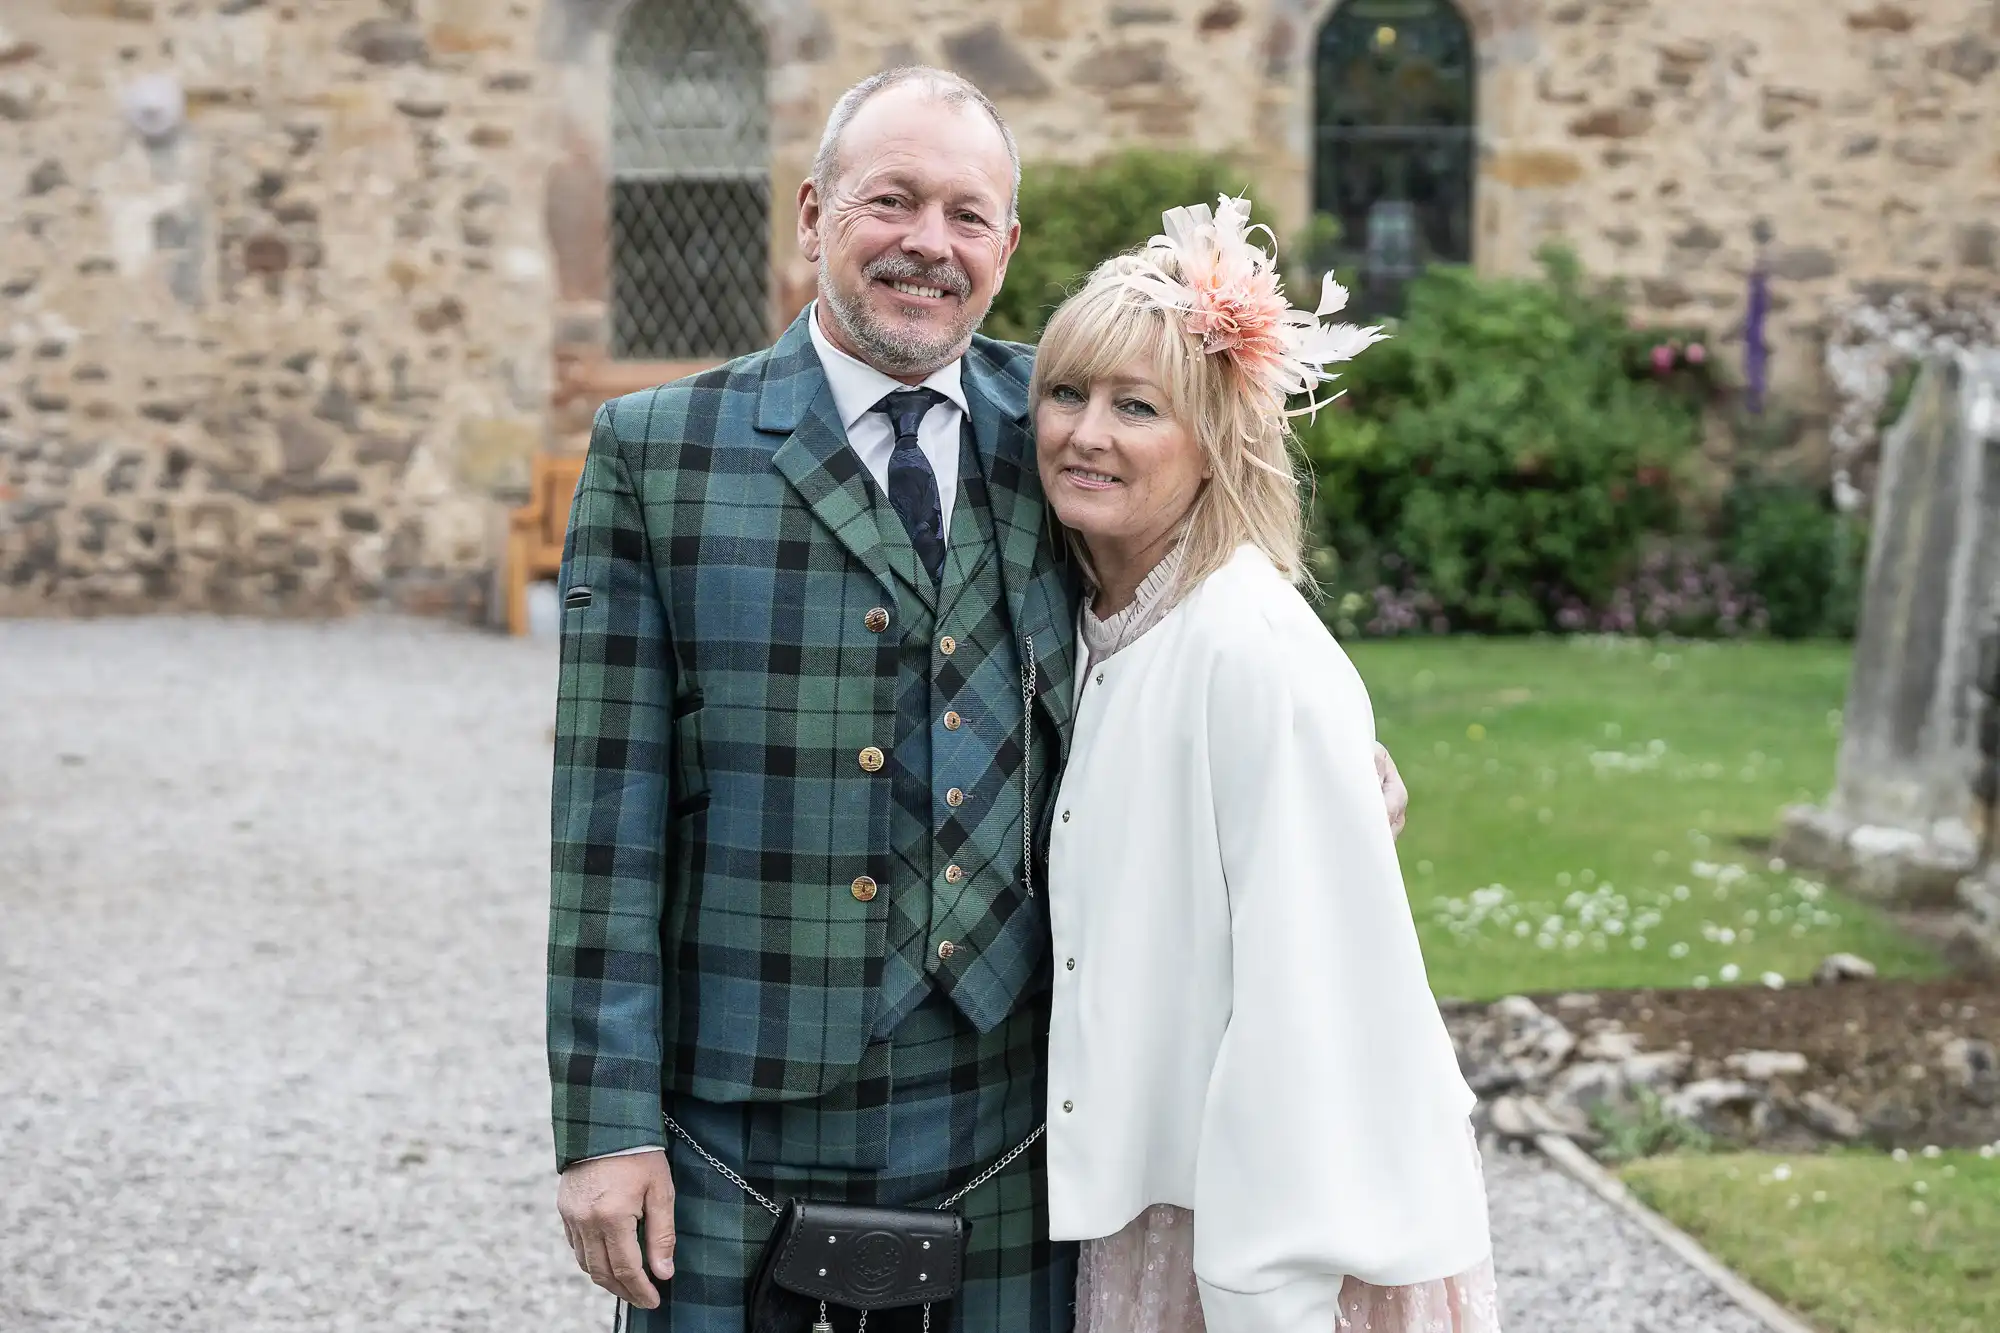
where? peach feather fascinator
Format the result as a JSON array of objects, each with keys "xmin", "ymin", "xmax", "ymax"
[{"xmin": 1110, "ymin": 195, "xmax": 1388, "ymax": 417}]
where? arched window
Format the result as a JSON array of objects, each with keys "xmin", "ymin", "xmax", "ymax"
[
  {"xmin": 1313, "ymin": 0, "xmax": 1475, "ymax": 313},
  {"xmin": 610, "ymin": 0, "xmax": 769, "ymax": 360}
]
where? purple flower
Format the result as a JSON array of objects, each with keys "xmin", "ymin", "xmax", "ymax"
[{"xmin": 1745, "ymin": 268, "xmax": 1770, "ymax": 414}]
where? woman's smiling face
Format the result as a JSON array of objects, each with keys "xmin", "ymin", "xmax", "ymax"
[{"xmin": 1034, "ymin": 358, "xmax": 1209, "ymax": 564}]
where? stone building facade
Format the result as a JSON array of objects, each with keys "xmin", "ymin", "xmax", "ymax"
[{"xmin": 2, "ymin": 0, "xmax": 1995, "ymax": 619}]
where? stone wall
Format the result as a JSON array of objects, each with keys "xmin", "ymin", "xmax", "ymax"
[
  {"xmin": 551, "ymin": 0, "xmax": 2000, "ymax": 475},
  {"xmin": 5, "ymin": 0, "xmax": 1997, "ymax": 619},
  {"xmin": 1, "ymin": 0, "xmax": 554, "ymax": 617},
  {"xmin": 887, "ymin": 0, "xmax": 1999, "ymax": 409},
  {"xmin": 1450, "ymin": 0, "xmax": 2000, "ymax": 420}
]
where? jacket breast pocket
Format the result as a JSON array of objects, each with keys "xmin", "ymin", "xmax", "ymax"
[{"xmin": 669, "ymin": 689, "xmax": 710, "ymax": 820}]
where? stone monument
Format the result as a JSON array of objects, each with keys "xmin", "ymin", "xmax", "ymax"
[{"xmin": 1778, "ymin": 349, "xmax": 2000, "ymax": 968}]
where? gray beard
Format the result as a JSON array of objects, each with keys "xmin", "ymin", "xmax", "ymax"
[{"xmin": 819, "ymin": 255, "xmax": 985, "ymax": 377}]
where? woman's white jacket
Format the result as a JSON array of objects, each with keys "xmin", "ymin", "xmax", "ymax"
[{"xmin": 1045, "ymin": 545, "xmax": 1491, "ymax": 1333}]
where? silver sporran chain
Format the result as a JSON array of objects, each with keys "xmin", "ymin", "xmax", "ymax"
[{"xmin": 613, "ymin": 1118, "xmax": 1045, "ymax": 1330}]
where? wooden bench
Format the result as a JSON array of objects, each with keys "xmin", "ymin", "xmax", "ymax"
[{"xmin": 504, "ymin": 453, "xmax": 587, "ymax": 636}]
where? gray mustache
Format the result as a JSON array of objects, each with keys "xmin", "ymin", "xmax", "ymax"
[{"xmin": 866, "ymin": 256, "xmax": 971, "ymax": 297}]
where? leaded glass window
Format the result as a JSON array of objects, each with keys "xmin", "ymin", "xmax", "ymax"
[
  {"xmin": 1313, "ymin": 0, "xmax": 1475, "ymax": 314},
  {"xmin": 610, "ymin": 0, "xmax": 769, "ymax": 360}
]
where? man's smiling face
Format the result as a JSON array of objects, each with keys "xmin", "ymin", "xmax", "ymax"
[{"xmin": 798, "ymin": 82, "xmax": 1020, "ymax": 380}]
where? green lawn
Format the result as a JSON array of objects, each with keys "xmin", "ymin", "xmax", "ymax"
[
  {"xmin": 1623, "ymin": 1150, "xmax": 2000, "ymax": 1333},
  {"xmin": 1351, "ymin": 636, "xmax": 1944, "ymax": 999}
]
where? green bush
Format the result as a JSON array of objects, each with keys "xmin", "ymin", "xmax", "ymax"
[
  {"xmin": 1717, "ymin": 398, "xmax": 1866, "ymax": 641},
  {"xmin": 983, "ymin": 149, "xmax": 1276, "ymax": 344},
  {"xmin": 1721, "ymin": 480, "xmax": 1866, "ymax": 640},
  {"xmin": 988, "ymin": 164, "xmax": 1765, "ymax": 639},
  {"xmin": 1300, "ymin": 246, "xmax": 1713, "ymax": 633}
]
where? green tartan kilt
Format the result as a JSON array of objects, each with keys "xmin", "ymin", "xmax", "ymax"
[{"xmin": 622, "ymin": 990, "xmax": 1077, "ymax": 1333}]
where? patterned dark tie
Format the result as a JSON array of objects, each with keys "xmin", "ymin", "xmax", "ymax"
[{"xmin": 877, "ymin": 387, "xmax": 948, "ymax": 584}]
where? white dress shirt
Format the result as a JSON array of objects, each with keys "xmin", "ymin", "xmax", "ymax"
[
  {"xmin": 1045, "ymin": 545, "xmax": 1490, "ymax": 1333},
  {"xmin": 807, "ymin": 301, "xmax": 968, "ymax": 534}
]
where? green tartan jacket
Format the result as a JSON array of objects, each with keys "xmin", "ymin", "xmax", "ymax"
[{"xmin": 546, "ymin": 312, "xmax": 1079, "ymax": 1169}]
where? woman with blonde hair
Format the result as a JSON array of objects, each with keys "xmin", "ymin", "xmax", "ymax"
[{"xmin": 1034, "ymin": 199, "xmax": 1500, "ymax": 1333}]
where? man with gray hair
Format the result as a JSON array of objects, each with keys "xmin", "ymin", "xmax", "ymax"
[{"xmin": 547, "ymin": 66, "xmax": 1408, "ymax": 1332}]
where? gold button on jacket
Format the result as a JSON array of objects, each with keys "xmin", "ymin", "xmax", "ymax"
[
  {"xmin": 850, "ymin": 876, "xmax": 878, "ymax": 902},
  {"xmin": 942, "ymin": 711, "xmax": 962, "ymax": 731},
  {"xmin": 945, "ymin": 787, "xmax": 965, "ymax": 807},
  {"xmin": 937, "ymin": 940, "xmax": 957, "ymax": 960},
  {"xmin": 944, "ymin": 864, "xmax": 965, "ymax": 884},
  {"xmin": 858, "ymin": 746, "xmax": 885, "ymax": 773},
  {"xmin": 938, "ymin": 635, "xmax": 957, "ymax": 656},
  {"xmin": 864, "ymin": 607, "xmax": 890, "ymax": 633}
]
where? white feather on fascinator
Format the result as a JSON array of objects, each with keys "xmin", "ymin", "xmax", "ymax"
[{"xmin": 1110, "ymin": 195, "xmax": 1389, "ymax": 417}]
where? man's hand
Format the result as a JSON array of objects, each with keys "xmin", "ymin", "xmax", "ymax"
[
  {"xmin": 558, "ymin": 1151, "xmax": 677, "ymax": 1309},
  {"xmin": 1375, "ymin": 743, "xmax": 1408, "ymax": 840}
]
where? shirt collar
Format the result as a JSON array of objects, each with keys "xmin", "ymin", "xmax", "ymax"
[{"xmin": 807, "ymin": 300, "xmax": 968, "ymax": 433}]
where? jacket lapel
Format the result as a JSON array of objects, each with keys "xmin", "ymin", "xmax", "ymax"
[
  {"xmin": 761, "ymin": 313, "xmax": 897, "ymax": 601},
  {"xmin": 964, "ymin": 345, "xmax": 1078, "ymax": 753},
  {"xmin": 877, "ymin": 507, "xmax": 937, "ymax": 611}
]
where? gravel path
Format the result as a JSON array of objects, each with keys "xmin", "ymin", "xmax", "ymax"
[
  {"xmin": 1, "ymin": 618, "xmax": 1767, "ymax": 1333},
  {"xmin": 1484, "ymin": 1147, "xmax": 1765, "ymax": 1333}
]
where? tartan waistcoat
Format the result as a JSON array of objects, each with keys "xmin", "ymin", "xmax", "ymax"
[
  {"xmin": 873, "ymin": 429, "xmax": 1056, "ymax": 1040},
  {"xmin": 547, "ymin": 312, "xmax": 1079, "ymax": 1169}
]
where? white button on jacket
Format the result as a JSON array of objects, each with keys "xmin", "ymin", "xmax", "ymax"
[{"xmin": 1045, "ymin": 546, "xmax": 1490, "ymax": 1333}]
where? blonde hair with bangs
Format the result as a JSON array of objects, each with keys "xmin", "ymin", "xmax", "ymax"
[{"xmin": 1030, "ymin": 249, "xmax": 1310, "ymax": 597}]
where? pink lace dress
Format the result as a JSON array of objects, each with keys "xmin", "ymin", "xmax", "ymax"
[
  {"xmin": 1073, "ymin": 1128, "xmax": 1501, "ymax": 1333},
  {"xmin": 1075, "ymin": 1199, "xmax": 1501, "ymax": 1333}
]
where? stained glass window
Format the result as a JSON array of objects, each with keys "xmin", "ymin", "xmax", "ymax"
[
  {"xmin": 1313, "ymin": 0, "xmax": 1475, "ymax": 314},
  {"xmin": 610, "ymin": 0, "xmax": 769, "ymax": 360}
]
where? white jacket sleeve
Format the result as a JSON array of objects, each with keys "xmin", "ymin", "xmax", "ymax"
[{"xmin": 1191, "ymin": 622, "xmax": 1491, "ymax": 1333}]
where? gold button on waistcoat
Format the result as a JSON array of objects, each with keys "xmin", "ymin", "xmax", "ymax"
[
  {"xmin": 939, "ymin": 635, "xmax": 957, "ymax": 656},
  {"xmin": 850, "ymin": 876, "xmax": 878, "ymax": 902},
  {"xmin": 946, "ymin": 787, "xmax": 965, "ymax": 807},
  {"xmin": 942, "ymin": 711, "xmax": 962, "ymax": 731},
  {"xmin": 937, "ymin": 940, "xmax": 957, "ymax": 960},
  {"xmin": 858, "ymin": 746, "xmax": 885, "ymax": 773},
  {"xmin": 944, "ymin": 864, "xmax": 965, "ymax": 884},
  {"xmin": 864, "ymin": 607, "xmax": 890, "ymax": 633}
]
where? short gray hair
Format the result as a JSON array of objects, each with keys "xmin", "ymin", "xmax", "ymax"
[{"xmin": 810, "ymin": 66, "xmax": 1022, "ymax": 221}]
